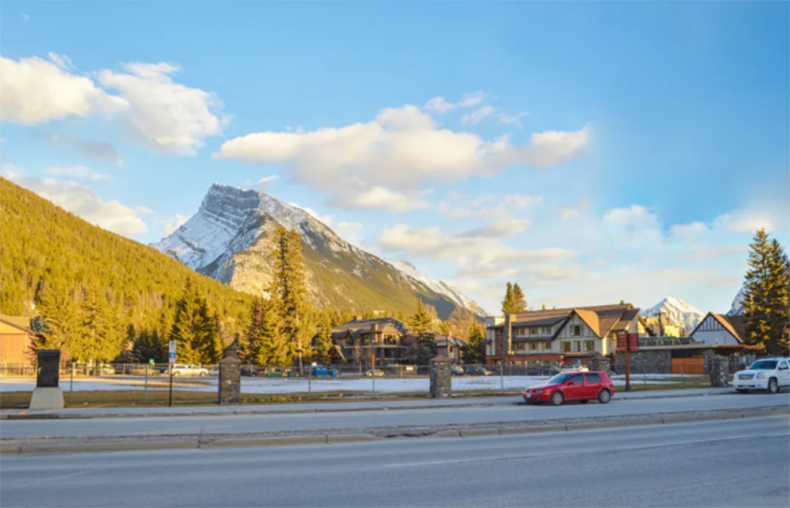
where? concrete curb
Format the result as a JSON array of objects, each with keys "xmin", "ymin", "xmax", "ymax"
[{"xmin": 3, "ymin": 407, "xmax": 786, "ymax": 455}]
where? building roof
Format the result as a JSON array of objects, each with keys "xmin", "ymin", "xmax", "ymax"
[
  {"xmin": 690, "ymin": 313, "xmax": 746, "ymax": 343},
  {"xmin": 332, "ymin": 317, "xmax": 408, "ymax": 338},
  {"xmin": 0, "ymin": 315, "xmax": 33, "ymax": 333},
  {"xmin": 487, "ymin": 303, "xmax": 641, "ymax": 339},
  {"xmin": 434, "ymin": 335, "xmax": 467, "ymax": 348}
]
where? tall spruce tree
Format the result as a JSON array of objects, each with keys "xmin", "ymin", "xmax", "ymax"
[
  {"xmin": 243, "ymin": 298, "xmax": 265, "ymax": 363},
  {"xmin": 254, "ymin": 296, "xmax": 289, "ymax": 366},
  {"xmin": 169, "ymin": 279, "xmax": 212, "ymax": 364},
  {"xmin": 76, "ymin": 283, "xmax": 123, "ymax": 364},
  {"xmin": 269, "ymin": 226, "xmax": 309, "ymax": 372},
  {"xmin": 314, "ymin": 311, "xmax": 334, "ymax": 365},
  {"xmin": 132, "ymin": 329, "xmax": 167, "ymax": 363},
  {"xmin": 405, "ymin": 299, "xmax": 437, "ymax": 364},
  {"xmin": 37, "ymin": 276, "xmax": 81, "ymax": 362},
  {"xmin": 463, "ymin": 323, "xmax": 487, "ymax": 364},
  {"xmin": 512, "ymin": 283, "xmax": 527, "ymax": 312},
  {"xmin": 743, "ymin": 230, "xmax": 790, "ymax": 355},
  {"xmin": 501, "ymin": 282, "xmax": 518, "ymax": 315}
]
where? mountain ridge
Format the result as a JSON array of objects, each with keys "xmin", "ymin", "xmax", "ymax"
[
  {"xmin": 153, "ymin": 183, "xmax": 488, "ymax": 319},
  {"xmin": 640, "ymin": 296, "xmax": 704, "ymax": 333}
]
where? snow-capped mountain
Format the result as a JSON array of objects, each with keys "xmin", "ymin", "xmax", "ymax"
[
  {"xmin": 152, "ymin": 183, "xmax": 488, "ymax": 319},
  {"xmin": 727, "ymin": 286, "xmax": 747, "ymax": 316},
  {"xmin": 385, "ymin": 259, "xmax": 489, "ymax": 317},
  {"xmin": 640, "ymin": 297, "xmax": 704, "ymax": 333}
]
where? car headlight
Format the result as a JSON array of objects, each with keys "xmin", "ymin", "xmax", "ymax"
[{"xmin": 756, "ymin": 372, "xmax": 766, "ymax": 380}]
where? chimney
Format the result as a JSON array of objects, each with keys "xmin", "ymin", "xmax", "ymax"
[{"xmin": 504, "ymin": 314, "xmax": 513, "ymax": 356}]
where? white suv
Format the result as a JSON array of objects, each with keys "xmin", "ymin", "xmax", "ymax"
[
  {"xmin": 171, "ymin": 364, "xmax": 209, "ymax": 377},
  {"xmin": 732, "ymin": 358, "xmax": 790, "ymax": 394}
]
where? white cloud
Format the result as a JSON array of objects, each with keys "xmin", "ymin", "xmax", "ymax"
[
  {"xmin": 160, "ymin": 214, "xmax": 188, "ymax": 236},
  {"xmin": 215, "ymin": 104, "xmax": 588, "ymax": 211},
  {"xmin": 684, "ymin": 245, "xmax": 749, "ymax": 261},
  {"xmin": 43, "ymin": 165, "xmax": 110, "ymax": 181},
  {"xmin": 335, "ymin": 221, "xmax": 364, "ymax": 247},
  {"xmin": 459, "ymin": 92, "xmax": 484, "ymax": 107},
  {"xmin": 4, "ymin": 172, "xmax": 147, "ymax": 236},
  {"xmin": 461, "ymin": 105, "xmax": 496, "ymax": 125},
  {"xmin": 48, "ymin": 53, "xmax": 73, "ymax": 70},
  {"xmin": 135, "ymin": 206, "xmax": 155, "ymax": 214},
  {"xmin": 497, "ymin": 111, "xmax": 529, "ymax": 128},
  {"xmin": 714, "ymin": 209, "xmax": 775, "ymax": 232},
  {"xmin": 97, "ymin": 62, "xmax": 227, "ymax": 154},
  {"xmin": 0, "ymin": 55, "xmax": 128, "ymax": 125},
  {"xmin": 670, "ymin": 221, "xmax": 707, "ymax": 240},
  {"xmin": 454, "ymin": 218, "xmax": 532, "ymax": 238},
  {"xmin": 558, "ymin": 199, "xmax": 590, "ymax": 220},
  {"xmin": 603, "ymin": 205, "xmax": 659, "ymax": 229},
  {"xmin": 257, "ymin": 175, "xmax": 279, "ymax": 186},
  {"xmin": 423, "ymin": 97, "xmax": 455, "ymax": 113}
]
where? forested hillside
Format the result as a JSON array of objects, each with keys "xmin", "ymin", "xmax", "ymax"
[{"xmin": 0, "ymin": 177, "xmax": 253, "ymax": 361}]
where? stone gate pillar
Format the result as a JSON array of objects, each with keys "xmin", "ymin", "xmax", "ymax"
[
  {"xmin": 709, "ymin": 355, "xmax": 729, "ymax": 388},
  {"xmin": 218, "ymin": 339, "xmax": 241, "ymax": 405},
  {"xmin": 430, "ymin": 356, "xmax": 452, "ymax": 398}
]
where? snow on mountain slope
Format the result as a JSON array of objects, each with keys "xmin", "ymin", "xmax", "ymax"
[
  {"xmin": 640, "ymin": 297, "xmax": 704, "ymax": 333},
  {"xmin": 385, "ymin": 259, "xmax": 489, "ymax": 317},
  {"xmin": 152, "ymin": 183, "xmax": 488, "ymax": 318},
  {"xmin": 728, "ymin": 286, "xmax": 747, "ymax": 316}
]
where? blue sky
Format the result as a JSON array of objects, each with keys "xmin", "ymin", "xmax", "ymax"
[{"xmin": 1, "ymin": 2, "xmax": 787, "ymax": 314}]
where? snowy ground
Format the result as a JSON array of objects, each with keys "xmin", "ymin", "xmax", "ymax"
[{"xmin": 0, "ymin": 375, "xmax": 684, "ymax": 394}]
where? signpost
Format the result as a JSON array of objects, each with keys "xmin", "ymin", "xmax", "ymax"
[
  {"xmin": 168, "ymin": 341, "xmax": 176, "ymax": 407},
  {"xmin": 617, "ymin": 332, "xmax": 639, "ymax": 392}
]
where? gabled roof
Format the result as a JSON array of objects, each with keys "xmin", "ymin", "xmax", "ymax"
[
  {"xmin": 332, "ymin": 317, "xmax": 408, "ymax": 338},
  {"xmin": 690, "ymin": 313, "xmax": 746, "ymax": 343},
  {"xmin": 488, "ymin": 303, "xmax": 641, "ymax": 339},
  {"xmin": 0, "ymin": 315, "xmax": 34, "ymax": 333}
]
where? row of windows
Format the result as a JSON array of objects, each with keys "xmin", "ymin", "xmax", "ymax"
[
  {"xmin": 515, "ymin": 326, "xmax": 552, "ymax": 336},
  {"xmin": 561, "ymin": 340, "xmax": 596, "ymax": 353},
  {"xmin": 513, "ymin": 342, "xmax": 553, "ymax": 352}
]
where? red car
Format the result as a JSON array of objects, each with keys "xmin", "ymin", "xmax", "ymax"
[{"xmin": 523, "ymin": 371, "xmax": 614, "ymax": 405}]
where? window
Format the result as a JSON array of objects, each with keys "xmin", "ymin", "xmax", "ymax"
[
  {"xmin": 572, "ymin": 325, "xmax": 582, "ymax": 336},
  {"xmin": 530, "ymin": 327, "xmax": 538, "ymax": 336},
  {"xmin": 584, "ymin": 340, "xmax": 595, "ymax": 352},
  {"xmin": 543, "ymin": 342, "xmax": 552, "ymax": 350},
  {"xmin": 562, "ymin": 342, "xmax": 572, "ymax": 353},
  {"xmin": 530, "ymin": 342, "xmax": 538, "ymax": 351},
  {"xmin": 586, "ymin": 373, "xmax": 602, "ymax": 383},
  {"xmin": 572, "ymin": 341, "xmax": 581, "ymax": 352},
  {"xmin": 569, "ymin": 374, "xmax": 584, "ymax": 385},
  {"xmin": 779, "ymin": 362, "xmax": 788, "ymax": 370},
  {"xmin": 515, "ymin": 343, "xmax": 526, "ymax": 352},
  {"xmin": 541, "ymin": 327, "xmax": 550, "ymax": 334}
]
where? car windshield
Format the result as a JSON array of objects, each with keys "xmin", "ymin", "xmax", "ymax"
[
  {"xmin": 547, "ymin": 373, "xmax": 572, "ymax": 385},
  {"xmin": 748, "ymin": 360, "xmax": 778, "ymax": 370}
]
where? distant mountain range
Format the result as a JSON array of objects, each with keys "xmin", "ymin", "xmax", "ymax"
[
  {"xmin": 640, "ymin": 296, "xmax": 704, "ymax": 332},
  {"xmin": 152, "ymin": 183, "xmax": 488, "ymax": 319},
  {"xmin": 727, "ymin": 286, "xmax": 747, "ymax": 316}
]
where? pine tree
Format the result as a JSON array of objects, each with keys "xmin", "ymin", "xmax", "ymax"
[
  {"xmin": 201, "ymin": 311, "xmax": 224, "ymax": 364},
  {"xmin": 405, "ymin": 299, "xmax": 437, "ymax": 364},
  {"xmin": 169, "ymin": 279, "xmax": 212, "ymax": 364},
  {"xmin": 270, "ymin": 226, "xmax": 309, "ymax": 372},
  {"xmin": 255, "ymin": 296, "xmax": 289, "ymax": 366},
  {"xmin": 132, "ymin": 329, "xmax": 167, "ymax": 363},
  {"xmin": 463, "ymin": 323, "xmax": 487, "ymax": 364},
  {"xmin": 243, "ymin": 298, "xmax": 265, "ymax": 363},
  {"xmin": 408, "ymin": 299, "xmax": 434, "ymax": 338},
  {"xmin": 76, "ymin": 283, "xmax": 123, "ymax": 364},
  {"xmin": 501, "ymin": 282, "xmax": 518, "ymax": 315},
  {"xmin": 314, "ymin": 311, "xmax": 334, "ymax": 365},
  {"xmin": 512, "ymin": 283, "xmax": 527, "ymax": 312},
  {"xmin": 743, "ymin": 230, "xmax": 790, "ymax": 355},
  {"xmin": 37, "ymin": 276, "xmax": 81, "ymax": 362}
]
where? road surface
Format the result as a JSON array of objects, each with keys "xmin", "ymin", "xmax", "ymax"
[
  {"xmin": 1, "ymin": 392, "xmax": 787, "ymax": 440},
  {"xmin": 1, "ymin": 417, "xmax": 787, "ymax": 507}
]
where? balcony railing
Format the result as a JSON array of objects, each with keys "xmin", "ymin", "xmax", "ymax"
[{"xmin": 638, "ymin": 336, "xmax": 700, "ymax": 347}]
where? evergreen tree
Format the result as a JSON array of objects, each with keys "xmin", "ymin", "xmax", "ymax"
[
  {"xmin": 132, "ymin": 329, "xmax": 167, "ymax": 363},
  {"xmin": 405, "ymin": 299, "xmax": 437, "ymax": 364},
  {"xmin": 243, "ymin": 298, "xmax": 265, "ymax": 363},
  {"xmin": 169, "ymin": 279, "xmax": 212, "ymax": 364},
  {"xmin": 463, "ymin": 323, "xmax": 487, "ymax": 364},
  {"xmin": 501, "ymin": 282, "xmax": 518, "ymax": 315},
  {"xmin": 76, "ymin": 283, "xmax": 123, "ymax": 364},
  {"xmin": 408, "ymin": 299, "xmax": 434, "ymax": 338},
  {"xmin": 270, "ymin": 226, "xmax": 309, "ymax": 372},
  {"xmin": 743, "ymin": 230, "xmax": 790, "ymax": 355},
  {"xmin": 201, "ymin": 311, "xmax": 224, "ymax": 364},
  {"xmin": 314, "ymin": 311, "xmax": 334, "ymax": 365},
  {"xmin": 255, "ymin": 296, "xmax": 289, "ymax": 366},
  {"xmin": 439, "ymin": 320, "xmax": 451, "ymax": 336},
  {"xmin": 37, "ymin": 276, "xmax": 81, "ymax": 362},
  {"xmin": 512, "ymin": 283, "xmax": 527, "ymax": 312}
]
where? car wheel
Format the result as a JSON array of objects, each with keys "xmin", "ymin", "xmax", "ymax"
[
  {"xmin": 598, "ymin": 389, "xmax": 611, "ymax": 404},
  {"xmin": 736, "ymin": 388, "xmax": 748, "ymax": 394},
  {"xmin": 580, "ymin": 399, "xmax": 589, "ymax": 404},
  {"xmin": 768, "ymin": 378, "xmax": 779, "ymax": 394},
  {"xmin": 551, "ymin": 391, "xmax": 564, "ymax": 406}
]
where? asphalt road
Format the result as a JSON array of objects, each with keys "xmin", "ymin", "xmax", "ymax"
[
  {"xmin": 2, "ymin": 392, "xmax": 787, "ymax": 440},
  {"xmin": 1, "ymin": 417, "xmax": 788, "ymax": 507}
]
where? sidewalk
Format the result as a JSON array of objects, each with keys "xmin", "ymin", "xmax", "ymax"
[{"xmin": 0, "ymin": 387, "xmax": 734, "ymax": 420}]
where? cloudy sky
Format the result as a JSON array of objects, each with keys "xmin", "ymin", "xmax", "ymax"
[{"xmin": 1, "ymin": 2, "xmax": 788, "ymax": 314}]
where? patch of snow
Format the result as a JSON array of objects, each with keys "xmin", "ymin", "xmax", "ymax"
[
  {"xmin": 640, "ymin": 296, "xmax": 704, "ymax": 332},
  {"xmin": 727, "ymin": 286, "xmax": 747, "ymax": 316}
]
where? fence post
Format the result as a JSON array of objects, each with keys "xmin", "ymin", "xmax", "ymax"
[
  {"xmin": 308, "ymin": 366, "xmax": 312, "ymax": 398},
  {"xmin": 70, "ymin": 363, "xmax": 74, "ymax": 405},
  {"xmin": 144, "ymin": 364, "xmax": 149, "ymax": 404},
  {"xmin": 500, "ymin": 362, "xmax": 505, "ymax": 395},
  {"xmin": 681, "ymin": 363, "xmax": 684, "ymax": 383}
]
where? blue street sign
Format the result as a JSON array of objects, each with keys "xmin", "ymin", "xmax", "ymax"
[{"xmin": 169, "ymin": 352, "xmax": 176, "ymax": 359}]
